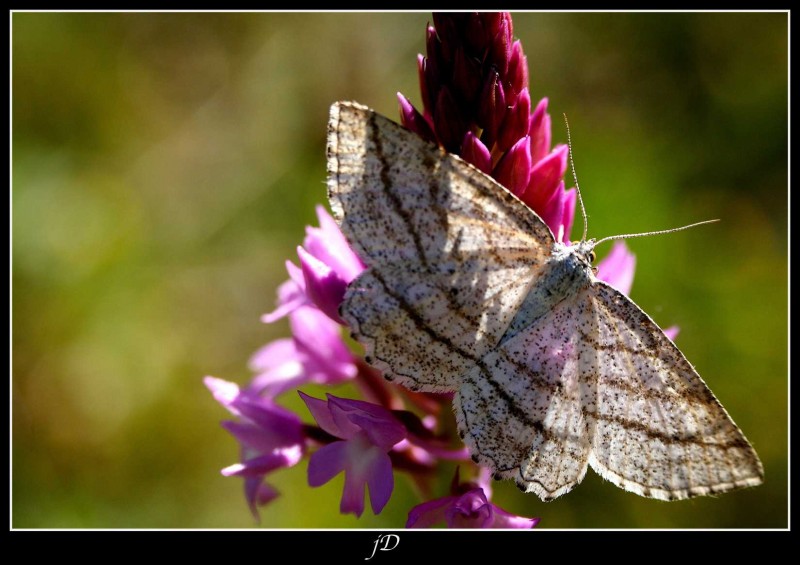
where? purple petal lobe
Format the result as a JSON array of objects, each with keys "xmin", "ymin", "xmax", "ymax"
[
  {"xmin": 406, "ymin": 496, "xmax": 456, "ymax": 528},
  {"xmin": 365, "ymin": 451, "xmax": 395, "ymax": 514},
  {"xmin": 446, "ymin": 488, "xmax": 493, "ymax": 528},
  {"xmin": 299, "ymin": 391, "xmax": 342, "ymax": 438},
  {"xmin": 223, "ymin": 447, "xmax": 302, "ymax": 477},
  {"xmin": 307, "ymin": 441, "xmax": 348, "ymax": 487},
  {"xmin": 348, "ymin": 412, "xmax": 406, "ymax": 450},
  {"xmin": 490, "ymin": 508, "xmax": 540, "ymax": 529},
  {"xmin": 244, "ymin": 479, "xmax": 280, "ymax": 521}
]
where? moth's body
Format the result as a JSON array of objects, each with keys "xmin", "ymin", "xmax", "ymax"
[
  {"xmin": 503, "ymin": 241, "xmax": 595, "ymax": 345},
  {"xmin": 327, "ymin": 101, "xmax": 763, "ymax": 502}
]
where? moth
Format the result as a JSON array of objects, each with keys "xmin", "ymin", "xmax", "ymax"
[{"xmin": 326, "ymin": 101, "xmax": 763, "ymax": 501}]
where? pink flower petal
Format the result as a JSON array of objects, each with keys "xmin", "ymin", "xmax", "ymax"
[
  {"xmin": 261, "ymin": 269, "xmax": 307, "ymax": 323},
  {"xmin": 306, "ymin": 205, "xmax": 365, "ymax": 281},
  {"xmin": 490, "ymin": 507, "xmax": 540, "ymax": 528},
  {"xmin": 291, "ymin": 309, "xmax": 357, "ymax": 386},
  {"xmin": 537, "ymin": 180, "xmax": 566, "ymax": 239},
  {"xmin": 247, "ymin": 361, "xmax": 304, "ymax": 399},
  {"xmin": 248, "ymin": 338, "xmax": 297, "ymax": 373},
  {"xmin": 596, "ymin": 240, "xmax": 636, "ymax": 296},
  {"xmin": 204, "ymin": 376, "xmax": 241, "ymax": 413},
  {"xmin": 663, "ymin": 326, "xmax": 680, "ymax": 341}
]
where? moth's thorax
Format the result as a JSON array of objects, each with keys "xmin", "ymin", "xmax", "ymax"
[
  {"xmin": 550, "ymin": 240, "xmax": 596, "ymax": 279},
  {"xmin": 500, "ymin": 241, "xmax": 595, "ymax": 344}
]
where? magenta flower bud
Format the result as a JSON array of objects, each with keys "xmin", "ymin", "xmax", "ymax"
[
  {"xmin": 476, "ymin": 70, "xmax": 505, "ymax": 147},
  {"xmin": 482, "ymin": 12, "xmax": 503, "ymax": 41},
  {"xmin": 560, "ymin": 187, "xmax": 577, "ymax": 243},
  {"xmin": 524, "ymin": 143, "xmax": 569, "ymax": 211},
  {"xmin": 507, "ymin": 40, "xmax": 529, "ymax": 98},
  {"xmin": 417, "ymin": 54, "xmax": 432, "ymax": 119},
  {"xmin": 464, "ymin": 13, "xmax": 489, "ymax": 55},
  {"xmin": 461, "ymin": 131, "xmax": 492, "ymax": 175},
  {"xmin": 497, "ymin": 86, "xmax": 531, "ymax": 152},
  {"xmin": 539, "ymin": 183, "xmax": 577, "ymax": 243},
  {"xmin": 529, "ymin": 97, "xmax": 552, "ymax": 163},
  {"xmin": 432, "ymin": 13, "xmax": 457, "ymax": 62},
  {"xmin": 494, "ymin": 135, "xmax": 532, "ymax": 196},
  {"xmin": 453, "ymin": 46, "xmax": 481, "ymax": 108},
  {"xmin": 487, "ymin": 14, "xmax": 511, "ymax": 76},
  {"xmin": 434, "ymin": 86, "xmax": 467, "ymax": 153},
  {"xmin": 398, "ymin": 92, "xmax": 437, "ymax": 143}
]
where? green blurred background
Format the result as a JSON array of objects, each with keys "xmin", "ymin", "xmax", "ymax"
[{"xmin": 12, "ymin": 12, "xmax": 787, "ymax": 528}]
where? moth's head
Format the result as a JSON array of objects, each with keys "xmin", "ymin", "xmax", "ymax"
[{"xmin": 571, "ymin": 239, "xmax": 597, "ymax": 266}]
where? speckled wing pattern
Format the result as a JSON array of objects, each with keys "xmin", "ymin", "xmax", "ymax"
[
  {"xmin": 327, "ymin": 101, "xmax": 553, "ymax": 392},
  {"xmin": 327, "ymin": 101, "xmax": 763, "ymax": 501},
  {"xmin": 456, "ymin": 280, "xmax": 763, "ymax": 500}
]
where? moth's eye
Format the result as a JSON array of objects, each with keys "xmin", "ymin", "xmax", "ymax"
[{"xmin": 588, "ymin": 250, "xmax": 596, "ymax": 263}]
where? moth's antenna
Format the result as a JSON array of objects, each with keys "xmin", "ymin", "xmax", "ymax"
[
  {"xmin": 594, "ymin": 219, "xmax": 720, "ymax": 247},
  {"xmin": 563, "ymin": 114, "xmax": 588, "ymax": 242}
]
